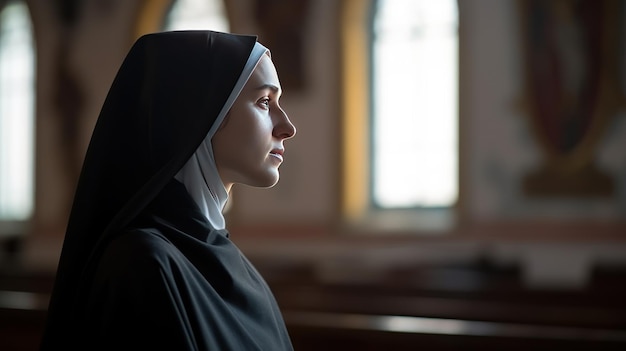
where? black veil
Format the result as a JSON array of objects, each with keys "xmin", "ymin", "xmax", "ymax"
[{"xmin": 41, "ymin": 30, "xmax": 258, "ymax": 349}]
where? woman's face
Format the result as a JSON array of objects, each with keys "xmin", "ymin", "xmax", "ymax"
[{"xmin": 212, "ymin": 54, "xmax": 296, "ymax": 191}]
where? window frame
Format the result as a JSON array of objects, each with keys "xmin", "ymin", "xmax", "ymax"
[
  {"xmin": 0, "ymin": 0, "xmax": 36, "ymax": 236},
  {"xmin": 341, "ymin": 0, "xmax": 463, "ymax": 233}
]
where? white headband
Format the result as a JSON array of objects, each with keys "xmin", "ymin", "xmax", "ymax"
[{"xmin": 175, "ymin": 42, "xmax": 269, "ymax": 230}]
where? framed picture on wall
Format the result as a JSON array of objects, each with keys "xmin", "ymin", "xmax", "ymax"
[{"xmin": 519, "ymin": 0, "xmax": 623, "ymax": 198}]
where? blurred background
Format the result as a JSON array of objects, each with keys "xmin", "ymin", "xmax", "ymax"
[{"xmin": 1, "ymin": 0, "xmax": 626, "ymax": 349}]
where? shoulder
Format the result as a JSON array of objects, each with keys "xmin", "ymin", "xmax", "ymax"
[
  {"xmin": 96, "ymin": 229, "xmax": 180, "ymax": 281},
  {"xmin": 108, "ymin": 228, "xmax": 171, "ymax": 253}
]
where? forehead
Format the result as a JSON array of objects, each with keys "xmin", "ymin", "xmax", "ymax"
[{"xmin": 246, "ymin": 54, "xmax": 281, "ymax": 89}]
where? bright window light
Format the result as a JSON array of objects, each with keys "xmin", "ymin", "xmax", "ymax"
[
  {"xmin": 0, "ymin": 1, "xmax": 35, "ymax": 221},
  {"xmin": 163, "ymin": 0, "xmax": 229, "ymax": 32},
  {"xmin": 372, "ymin": 0, "xmax": 458, "ymax": 208}
]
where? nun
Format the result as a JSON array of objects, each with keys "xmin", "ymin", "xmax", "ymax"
[{"xmin": 40, "ymin": 30, "xmax": 296, "ymax": 350}]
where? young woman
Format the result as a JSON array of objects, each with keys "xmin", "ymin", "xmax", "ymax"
[{"xmin": 40, "ymin": 30, "xmax": 296, "ymax": 350}]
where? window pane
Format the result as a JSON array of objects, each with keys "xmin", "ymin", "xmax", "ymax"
[
  {"xmin": 372, "ymin": 0, "xmax": 458, "ymax": 208},
  {"xmin": 163, "ymin": 0, "xmax": 229, "ymax": 32},
  {"xmin": 0, "ymin": 1, "xmax": 35, "ymax": 221}
]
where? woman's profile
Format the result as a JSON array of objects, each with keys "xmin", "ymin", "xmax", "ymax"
[{"xmin": 40, "ymin": 30, "xmax": 296, "ymax": 350}]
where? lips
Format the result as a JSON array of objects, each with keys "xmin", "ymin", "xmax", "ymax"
[{"xmin": 270, "ymin": 148, "xmax": 284, "ymax": 162}]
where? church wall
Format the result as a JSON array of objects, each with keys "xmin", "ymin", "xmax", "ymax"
[{"xmin": 5, "ymin": 0, "xmax": 625, "ymax": 287}]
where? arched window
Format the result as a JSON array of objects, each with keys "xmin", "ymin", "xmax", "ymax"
[
  {"xmin": 341, "ymin": 0, "xmax": 459, "ymax": 231},
  {"xmin": 0, "ymin": 1, "xmax": 35, "ymax": 225},
  {"xmin": 163, "ymin": 0, "xmax": 229, "ymax": 32},
  {"xmin": 371, "ymin": 0, "xmax": 458, "ymax": 209}
]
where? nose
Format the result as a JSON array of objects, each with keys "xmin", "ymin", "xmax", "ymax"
[{"xmin": 273, "ymin": 108, "xmax": 296, "ymax": 140}]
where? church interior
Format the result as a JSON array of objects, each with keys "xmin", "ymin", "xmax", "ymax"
[{"xmin": 1, "ymin": 0, "xmax": 626, "ymax": 349}]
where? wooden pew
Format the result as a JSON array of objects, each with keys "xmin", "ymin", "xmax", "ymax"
[{"xmin": 1, "ymin": 261, "xmax": 625, "ymax": 350}]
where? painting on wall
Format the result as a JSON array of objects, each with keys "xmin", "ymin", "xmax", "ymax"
[{"xmin": 519, "ymin": 0, "xmax": 623, "ymax": 198}]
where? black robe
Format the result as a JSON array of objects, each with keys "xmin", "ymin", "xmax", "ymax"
[
  {"xmin": 84, "ymin": 180, "xmax": 292, "ymax": 350},
  {"xmin": 40, "ymin": 31, "xmax": 293, "ymax": 350}
]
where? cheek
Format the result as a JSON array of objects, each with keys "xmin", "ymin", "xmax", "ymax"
[
  {"xmin": 216, "ymin": 109, "xmax": 273, "ymax": 159},
  {"xmin": 242, "ymin": 116, "xmax": 273, "ymax": 145}
]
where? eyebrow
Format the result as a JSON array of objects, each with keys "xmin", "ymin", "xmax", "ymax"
[{"xmin": 255, "ymin": 84, "xmax": 281, "ymax": 94}]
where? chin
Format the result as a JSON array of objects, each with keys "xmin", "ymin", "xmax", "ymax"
[
  {"xmin": 261, "ymin": 175, "xmax": 280, "ymax": 188},
  {"xmin": 246, "ymin": 171, "xmax": 280, "ymax": 188}
]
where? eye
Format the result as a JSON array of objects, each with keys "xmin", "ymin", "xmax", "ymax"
[{"xmin": 258, "ymin": 97, "xmax": 270, "ymax": 109}]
